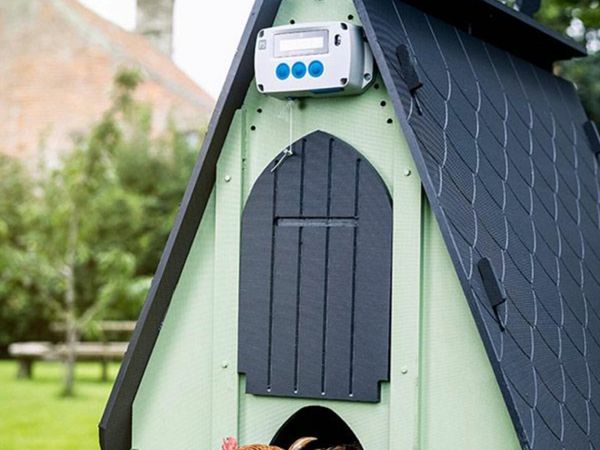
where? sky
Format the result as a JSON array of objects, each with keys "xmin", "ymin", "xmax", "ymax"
[{"xmin": 78, "ymin": 0, "xmax": 256, "ymax": 98}]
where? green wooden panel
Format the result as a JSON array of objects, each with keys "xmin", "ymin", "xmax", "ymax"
[
  {"xmin": 211, "ymin": 109, "xmax": 245, "ymax": 444},
  {"xmin": 131, "ymin": 0, "xmax": 521, "ymax": 449},
  {"xmin": 132, "ymin": 193, "xmax": 216, "ymax": 450},
  {"xmin": 419, "ymin": 205, "xmax": 521, "ymax": 450}
]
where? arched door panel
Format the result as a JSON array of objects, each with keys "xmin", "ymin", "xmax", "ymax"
[{"xmin": 238, "ymin": 131, "xmax": 392, "ymax": 402}]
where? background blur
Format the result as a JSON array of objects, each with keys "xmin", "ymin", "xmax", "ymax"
[{"xmin": 0, "ymin": 1, "xmax": 598, "ymax": 449}]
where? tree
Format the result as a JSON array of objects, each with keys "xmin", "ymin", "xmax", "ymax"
[
  {"xmin": 536, "ymin": 0, "xmax": 600, "ymax": 50},
  {"xmin": 537, "ymin": 0, "xmax": 600, "ymax": 121},
  {"xmin": 0, "ymin": 157, "xmax": 59, "ymax": 352},
  {"xmin": 560, "ymin": 52, "xmax": 600, "ymax": 122},
  {"xmin": 0, "ymin": 69, "xmax": 202, "ymax": 395},
  {"xmin": 499, "ymin": 0, "xmax": 600, "ymax": 121}
]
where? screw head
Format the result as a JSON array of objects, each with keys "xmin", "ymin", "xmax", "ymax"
[
  {"xmin": 224, "ymin": 175, "xmax": 232, "ymax": 183},
  {"xmin": 404, "ymin": 169, "xmax": 412, "ymax": 177},
  {"xmin": 401, "ymin": 366, "xmax": 408, "ymax": 374},
  {"xmin": 221, "ymin": 361, "xmax": 229, "ymax": 369}
]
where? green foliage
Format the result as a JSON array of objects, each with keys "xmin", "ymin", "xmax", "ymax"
[
  {"xmin": 0, "ymin": 157, "xmax": 59, "ymax": 348},
  {"xmin": 536, "ymin": 0, "xmax": 600, "ymax": 122},
  {"xmin": 498, "ymin": 1, "xmax": 600, "ymax": 120},
  {"xmin": 536, "ymin": 0, "xmax": 600, "ymax": 41},
  {"xmin": 0, "ymin": 69, "xmax": 203, "ymax": 351},
  {"xmin": 560, "ymin": 52, "xmax": 600, "ymax": 121}
]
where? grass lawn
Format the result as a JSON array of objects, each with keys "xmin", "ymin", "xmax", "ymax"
[{"xmin": 0, "ymin": 360, "xmax": 119, "ymax": 450}]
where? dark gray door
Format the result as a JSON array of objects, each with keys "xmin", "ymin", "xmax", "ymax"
[{"xmin": 238, "ymin": 131, "xmax": 392, "ymax": 402}]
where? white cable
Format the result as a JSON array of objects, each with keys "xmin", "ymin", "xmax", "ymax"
[
  {"xmin": 271, "ymin": 99, "xmax": 295, "ymax": 173},
  {"xmin": 288, "ymin": 98, "xmax": 294, "ymax": 155}
]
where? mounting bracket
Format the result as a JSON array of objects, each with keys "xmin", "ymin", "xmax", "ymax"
[{"xmin": 478, "ymin": 258, "xmax": 507, "ymax": 330}]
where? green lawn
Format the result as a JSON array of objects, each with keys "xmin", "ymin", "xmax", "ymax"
[{"xmin": 0, "ymin": 360, "xmax": 119, "ymax": 450}]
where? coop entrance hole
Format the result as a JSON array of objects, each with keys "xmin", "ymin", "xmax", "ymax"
[{"xmin": 270, "ymin": 406, "xmax": 362, "ymax": 449}]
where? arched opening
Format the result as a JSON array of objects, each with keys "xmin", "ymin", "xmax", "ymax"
[{"xmin": 270, "ymin": 406, "xmax": 363, "ymax": 449}]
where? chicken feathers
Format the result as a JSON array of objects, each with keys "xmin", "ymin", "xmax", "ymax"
[
  {"xmin": 237, "ymin": 446, "xmax": 284, "ymax": 450},
  {"xmin": 222, "ymin": 436, "xmax": 317, "ymax": 450}
]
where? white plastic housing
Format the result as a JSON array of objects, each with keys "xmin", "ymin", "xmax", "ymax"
[{"xmin": 255, "ymin": 22, "xmax": 375, "ymax": 98}]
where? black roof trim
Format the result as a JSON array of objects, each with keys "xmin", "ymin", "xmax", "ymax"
[
  {"xmin": 585, "ymin": 120, "xmax": 600, "ymax": 155},
  {"xmin": 516, "ymin": 0, "xmax": 542, "ymax": 17},
  {"xmin": 398, "ymin": 0, "xmax": 586, "ymax": 69},
  {"xmin": 98, "ymin": 1, "xmax": 283, "ymax": 448}
]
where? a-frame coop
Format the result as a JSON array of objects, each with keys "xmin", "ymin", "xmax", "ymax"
[{"xmin": 100, "ymin": 0, "xmax": 600, "ymax": 449}]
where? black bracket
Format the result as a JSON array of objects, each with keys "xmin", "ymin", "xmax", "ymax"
[
  {"xmin": 396, "ymin": 44, "xmax": 423, "ymax": 94},
  {"xmin": 584, "ymin": 120, "xmax": 600, "ymax": 156},
  {"xmin": 478, "ymin": 258, "xmax": 507, "ymax": 330},
  {"xmin": 516, "ymin": 0, "xmax": 542, "ymax": 17}
]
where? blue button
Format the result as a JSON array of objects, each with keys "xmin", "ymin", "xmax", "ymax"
[
  {"xmin": 276, "ymin": 63, "xmax": 290, "ymax": 80},
  {"xmin": 292, "ymin": 62, "xmax": 307, "ymax": 79},
  {"xmin": 309, "ymin": 61, "xmax": 324, "ymax": 78}
]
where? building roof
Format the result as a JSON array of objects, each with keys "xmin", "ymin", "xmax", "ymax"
[
  {"xmin": 0, "ymin": 0, "xmax": 213, "ymax": 166},
  {"xmin": 100, "ymin": 1, "xmax": 599, "ymax": 449}
]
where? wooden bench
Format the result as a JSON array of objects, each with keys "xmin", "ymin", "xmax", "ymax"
[
  {"xmin": 8, "ymin": 321, "xmax": 135, "ymax": 380},
  {"xmin": 8, "ymin": 342, "xmax": 53, "ymax": 379},
  {"xmin": 8, "ymin": 341, "xmax": 129, "ymax": 380}
]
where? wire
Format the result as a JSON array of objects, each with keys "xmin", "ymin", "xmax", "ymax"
[{"xmin": 271, "ymin": 99, "xmax": 296, "ymax": 173}]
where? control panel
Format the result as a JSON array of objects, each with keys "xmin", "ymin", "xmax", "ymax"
[{"xmin": 255, "ymin": 22, "xmax": 374, "ymax": 98}]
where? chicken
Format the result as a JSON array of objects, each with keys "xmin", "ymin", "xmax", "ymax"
[
  {"xmin": 222, "ymin": 436, "xmax": 317, "ymax": 450},
  {"xmin": 320, "ymin": 446, "xmax": 362, "ymax": 450}
]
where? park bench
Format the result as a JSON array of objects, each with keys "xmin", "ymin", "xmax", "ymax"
[{"xmin": 8, "ymin": 321, "xmax": 135, "ymax": 380}]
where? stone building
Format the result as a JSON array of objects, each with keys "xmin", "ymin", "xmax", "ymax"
[
  {"xmin": 136, "ymin": 0, "xmax": 175, "ymax": 55},
  {"xmin": 0, "ymin": 0, "xmax": 213, "ymax": 167}
]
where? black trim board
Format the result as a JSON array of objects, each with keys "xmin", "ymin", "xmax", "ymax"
[
  {"xmin": 98, "ymin": 1, "xmax": 283, "ymax": 448},
  {"xmin": 585, "ymin": 120, "xmax": 600, "ymax": 155},
  {"xmin": 516, "ymin": 0, "xmax": 541, "ymax": 17},
  {"xmin": 396, "ymin": 0, "xmax": 585, "ymax": 69}
]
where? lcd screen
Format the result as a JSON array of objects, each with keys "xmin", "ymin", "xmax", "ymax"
[
  {"xmin": 279, "ymin": 36, "xmax": 325, "ymax": 52},
  {"xmin": 274, "ymin": 30, "xmax": 329, "ymax": 58}
]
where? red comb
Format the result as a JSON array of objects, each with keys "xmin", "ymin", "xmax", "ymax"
[{"xmin": 222, "ymin": 437, "xmax": 238, "ymax": 450}]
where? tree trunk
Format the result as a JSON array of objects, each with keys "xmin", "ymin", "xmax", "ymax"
[
  {"xmin": 101, "ymin": 358, "xmax": 109, "ymax": 383},
  {"xmin": 63, "ymin": 308, "xmax": 78, "ymax": 397},
  {"xmin": 17, "ymin": 359, "xmax": 33, "ymax": 379},
  {"xmin": 63, "ymin": 214, "xmax": 79, "ymax": 397}
]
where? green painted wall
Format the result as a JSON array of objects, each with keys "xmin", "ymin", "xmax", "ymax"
[
  {"xmin": 132, "ymin": 1, "xmax": 522, "ymax": 449},
  {"xmin": 419, "ymin": 205, "xmax": 520, "ymax": 450}
]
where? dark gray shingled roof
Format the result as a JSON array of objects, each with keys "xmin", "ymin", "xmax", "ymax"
[
  {"xmin": 100, "ymin": 1, "xmax": 597, "ymax": 449},
  {"xmin": 357, "ymin": 0, "xmax": 599, "ymax": 448}
]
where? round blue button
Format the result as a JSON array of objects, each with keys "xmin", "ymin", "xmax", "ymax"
[
  {"xmin": 292, "ymin": 62, "xmax": 307, "ymax": 79},
  {"xmin": 309, "ymin": 60, "xmax": 324, "ymax": 78},
  {"xmin": 276, "ymin": 63, "xmax": 290, "ymax": 80}
]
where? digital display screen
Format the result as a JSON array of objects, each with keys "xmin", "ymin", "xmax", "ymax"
[
  {"xmin": 274, "ymin": 30, "xmax": 329, "ymax": 58},
  {"xmin": 279, "ymin": 36, "xmax": 325, "ymax": 52}
]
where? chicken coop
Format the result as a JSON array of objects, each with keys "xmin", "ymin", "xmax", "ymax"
[{"xmin": 100, "ymin": 0, "xmax": 600, "ymax": 449}]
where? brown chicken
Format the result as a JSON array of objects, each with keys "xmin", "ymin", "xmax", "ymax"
[
  {"xmin": 222, "ymin": 436, "xmax": 317, "ymax": 450},
  {"xmin": 321, "ymin": 446, "xmax": 362, "ymax": 450},
  {"xmin": 221, "ymin": 437, "xmax": 361, "ymax": 450}
]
